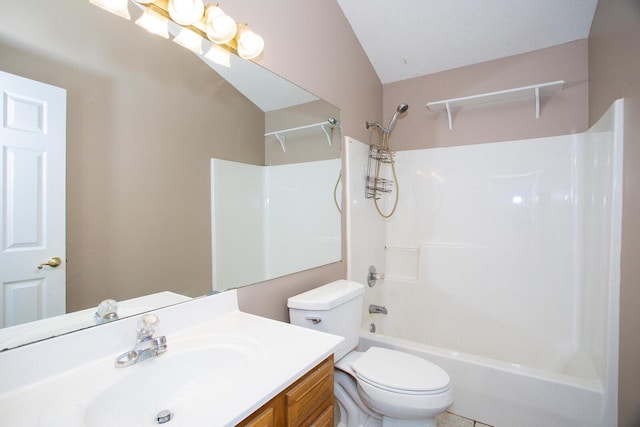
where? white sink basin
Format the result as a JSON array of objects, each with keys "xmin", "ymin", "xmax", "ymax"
[
  {"xmin": 0, "ymin": 291, "xmax": 343, "ymax": 427},
  {"xmin": 42, "ymin": 335, "xmax": 265, "ymax": 427}
]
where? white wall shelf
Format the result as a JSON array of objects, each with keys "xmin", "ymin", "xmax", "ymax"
[
  {"xmin": 265, "ymin": 119, "xmax": 339, "ymax": 152},
  {"xmin": 426, "ymin": 80, "xmax": 565, "ymax": 130}
]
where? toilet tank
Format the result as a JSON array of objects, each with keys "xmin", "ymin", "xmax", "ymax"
[{"xmin": 287, "ymin": 280, "xmax": 364, "ymax": 361}]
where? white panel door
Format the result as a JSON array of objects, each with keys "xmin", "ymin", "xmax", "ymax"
[{"xmin": 0, "ymin": 71, "xmax": 66, "ymax": 328}]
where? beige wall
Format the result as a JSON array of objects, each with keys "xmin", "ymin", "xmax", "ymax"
[
  {"xmin": 589, "ymin": 1, "xmax": 640, "ymax": 426},
  {"xmin": 382, "ymin": 40, "xmax": 589, "ymax": 151},
  {"xmin": 0, "ymin": 1, "xmax": 265, "ymax": 311}
]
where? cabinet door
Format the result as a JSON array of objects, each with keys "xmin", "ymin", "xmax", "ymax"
[
  {"xmin": 286, "ymin": 357, "xmax": 334, "ymax": 427},
  {"xmin": 243, "ymin": 407, "xmax": 274, "ymax": 427},
  {"xmin": 238, "ymin": 395, "xmax": 285, "ymax": 427}
]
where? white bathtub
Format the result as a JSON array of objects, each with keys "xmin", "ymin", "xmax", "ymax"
[
  {"xmin": 345, "ymin": 100, "xmax": 624, "ymax": 427},
  {"xmin": 359, "ymin": 331, "xmax": 613, "ymax": 427}
]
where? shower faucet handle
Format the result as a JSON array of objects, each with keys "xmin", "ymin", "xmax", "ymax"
[{"xmin": 367, "ymin": 265, "xmax": 384, "ymax": 287}]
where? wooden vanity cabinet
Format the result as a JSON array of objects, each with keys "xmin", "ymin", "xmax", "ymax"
[{"xmin": 238, "ymin": 356, "xmax": 334, "ymax": 427}]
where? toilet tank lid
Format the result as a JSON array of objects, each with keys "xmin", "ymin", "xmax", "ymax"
[{"xmin": 287, "ymin": 280, "xmax": 364, "ymax": 310}]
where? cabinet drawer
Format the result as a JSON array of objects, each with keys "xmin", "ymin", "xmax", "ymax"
[{"xmin": 286, "ymin": 357, "xmax": 334, "ymax": 427}]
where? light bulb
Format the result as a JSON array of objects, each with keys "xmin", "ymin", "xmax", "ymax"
[
  {"xmin": 205, "ymin": 5, "xmax": 237, "ymax": 44},
  {"xmin": 135, "ymin": 8, "xmax": 170, "ymax": 39},
  {"xmin": 168, "ymin": 0, "xmax": 204, "ymax": 26},
  {"xmin": 174, "ymin": 27, "xmax": 203, "ymax": 54},
  {"xmin": 90, "ymin": 0, "xmax": 131, "ymax": 19},
  {"xmin": 236, "ymin": 25, "xmax": 264, "ymax": 59},
  {"xmin": 204, "ymin": 44, "xmax": 231, "ymax": 67}
]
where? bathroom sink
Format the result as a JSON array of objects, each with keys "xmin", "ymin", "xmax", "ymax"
[
  {"xmin": 41, "ymin": 335, "xmax": 265, "ymax": 427},
  {"xmin": 0, "ymin": 292, "xmax": 343, "ymax": 427}
]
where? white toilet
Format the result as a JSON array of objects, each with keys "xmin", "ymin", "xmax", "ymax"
[{"xmin": 288, "ymin": 280, "xmax": 454, "ymax": 427}]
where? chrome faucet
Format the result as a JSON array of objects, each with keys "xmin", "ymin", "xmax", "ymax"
[
  {"xmin": 369, "ymin": 304, "xmax": 388, "ymax": 315},
  {"xmin": 115, "ymin": 314, "xmax": 167, "ymax": 368}
]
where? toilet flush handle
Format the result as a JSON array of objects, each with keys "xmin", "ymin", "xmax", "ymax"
[{"xmin": 306, "ymin": 316, "xmax": 322, "ymax": 324}]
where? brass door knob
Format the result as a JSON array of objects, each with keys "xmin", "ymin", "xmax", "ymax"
[{"xmin": 37, "ymin": 257, "xmax": 62, "ymax": 269}]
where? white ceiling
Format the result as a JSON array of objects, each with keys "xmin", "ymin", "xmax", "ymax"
[{"xmin": 336, "ymin": 0, "xmax": 598, "ymax": 84}]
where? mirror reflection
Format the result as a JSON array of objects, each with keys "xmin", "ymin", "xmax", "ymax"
[{"xmin": 0, "ymin": 0, "xmax": 341, "ymax": 350}]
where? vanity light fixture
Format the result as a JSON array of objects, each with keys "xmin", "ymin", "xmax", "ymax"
[
  {"xmin": 91, "ymin": 0, "xmax": 264, "ymax": 64},
  {"xmin": 125, "ymin": 0, "xmax": 264, "ymax": 62},
  {"xmin": 89, "ymin": 0, "xmax": 264, "ymax": 67}
]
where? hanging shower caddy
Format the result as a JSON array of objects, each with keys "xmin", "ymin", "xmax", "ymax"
[{"xmin": 365, "ymin": 144, "xmax": 395, "ymax": 199}]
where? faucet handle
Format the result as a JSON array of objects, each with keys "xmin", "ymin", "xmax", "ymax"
[
  {"xmin": 95, "ymin": 299, "xmax": 119, "ymax": 324},
  {"xmin": 137, "ymin": 314, "xmax": 159, "ymax": 339}
]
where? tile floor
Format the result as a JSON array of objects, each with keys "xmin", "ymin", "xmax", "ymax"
[{"xmin": 436, "ymin": 412, "xmax": 493, "ymax": 427}]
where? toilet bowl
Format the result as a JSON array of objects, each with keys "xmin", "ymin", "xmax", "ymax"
[
  {"xmin": 288, "ymin": 280, "xmax": 454, "ymax": 427},
  {"xmin": 335, "ymin": 348, "xmax": 453, "ymax": 426}
]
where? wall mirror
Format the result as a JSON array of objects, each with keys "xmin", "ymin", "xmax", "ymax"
[{"xmin": 0, "ymin": 0, "xmax": 342, "ymax": 350}]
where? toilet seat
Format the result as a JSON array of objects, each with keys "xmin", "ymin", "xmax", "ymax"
[
  {"xmin": 352, "ymin": 347, "xmax": 451, "ymax": 395},
  {"xmin": 350, "ymin": 347, "xmax": 454, "ymax": 420}
]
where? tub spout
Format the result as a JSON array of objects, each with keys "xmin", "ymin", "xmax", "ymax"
[{"xmin": 369, "ymin": 304, "xmax": 388, "ymax": 315}]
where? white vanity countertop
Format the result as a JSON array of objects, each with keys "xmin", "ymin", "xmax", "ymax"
[{"xmin": 0, "ymin": 290, "xmax": 343, "ymax": 426}]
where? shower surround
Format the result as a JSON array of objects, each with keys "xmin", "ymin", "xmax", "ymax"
[
  {"xmin": 211, "ymin": 158, "xmax": 341, "ymax": 291},
  {"xmin": 345, "ymin": 100, "xmax": 623, "ymax": 427}
]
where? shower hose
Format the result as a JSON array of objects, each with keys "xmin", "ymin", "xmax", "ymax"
[{"xmin": 373, "ymin": 132, "xmax": 400, "ymax": 218}]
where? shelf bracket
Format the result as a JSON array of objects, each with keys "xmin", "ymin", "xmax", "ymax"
[
  {"xmin": 445, "ymin": 102, "xmax": 453, "ymax": 130},
  {"xmin": 320, "ymin": 124, "xmax": 333, "ymax": 146},
  {"xmin": 275, "ymin": 133, "xmax": 286, "ymax": 152}
]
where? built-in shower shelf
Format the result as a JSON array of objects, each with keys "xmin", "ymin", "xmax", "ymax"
[
  {"xmin": 426, "ymin": 80, "xmax": 565, "ymax": 130},
  {"xmin": 265, "ymin": 119, "xmax": 339, "ymax": 152}
]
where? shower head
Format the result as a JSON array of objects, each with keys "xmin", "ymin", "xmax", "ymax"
[
  {"xmin": 365, "ymin": 103, "xmax": 409, "ymax": 134},
  {"xmin": 386, "ymin": 103, "xmax": 409, "ymax": 135}
]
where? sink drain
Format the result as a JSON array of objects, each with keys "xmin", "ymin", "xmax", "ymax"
[{"xmin": 156, "ymin": 409, "xmax": 172, "ymax": 424}]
